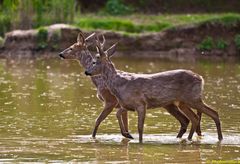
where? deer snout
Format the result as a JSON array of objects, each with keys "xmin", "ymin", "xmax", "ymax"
[
  {"xmin": 85, "ymin": 71, "xmax": 91, "ymax": 76},
  {"xmin": 59, "ymin": 53, "xmax": 65, "ymax": 59}
]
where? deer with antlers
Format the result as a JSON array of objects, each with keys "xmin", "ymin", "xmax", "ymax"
[
  {"xmin": 59, "ymin": 32, "xmax": 132, "ymax": 139},
  {"xmin": 85, "ymin": 36, "xmax": 223, "ymax": 143},
  {"xmin": 59, "ymin": 33, "xmax": 204, "ymax": 140}
]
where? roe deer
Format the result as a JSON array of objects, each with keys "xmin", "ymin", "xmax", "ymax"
[
  {"xmin": 85, "ymin": 36, "xmax": 223, "ymax": 143},
  {"xmin": 59, "ymin": 33, "xmax": 203, "ymax": 139},
  {"xmin": 59, "ymin": 32, "xmax": 132, "ymax": 138}
]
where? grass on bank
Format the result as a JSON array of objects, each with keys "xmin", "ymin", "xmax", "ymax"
[
  {"xmin": 1, "ymin": 13, "xmax": 240, "ymax": 37},
  {"xmin": 0, "ymin": 36, "xmax": 4, "ymax": 47},
  {"xmin": 74, "ymin": 13, "xmax": 240, "ymax": 34}
]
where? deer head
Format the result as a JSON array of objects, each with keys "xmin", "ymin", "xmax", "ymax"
[
  {"xmin": 59, "ymin": 32, "xmax": 95, "ymax": 60},
  {"xmin": 85, "ymin": 35, "xmax": 117, "ymax": 76}
]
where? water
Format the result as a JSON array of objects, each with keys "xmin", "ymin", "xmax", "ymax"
[{"xmin": 0, "ymin": 57, "xmax": 240, "ymax": 163}]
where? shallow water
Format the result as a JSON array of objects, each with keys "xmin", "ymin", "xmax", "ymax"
[{"xmin": 0, "ymin": 57, "xmax": 240, "ymax": 163}]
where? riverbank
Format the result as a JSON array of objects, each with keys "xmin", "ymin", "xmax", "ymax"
[{"xmin": 0, "ymin": 14, "xmax": 240, "ymax": 61}]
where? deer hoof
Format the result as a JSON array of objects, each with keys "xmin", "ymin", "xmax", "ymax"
[
  {"xmin": 196, "ymin": 131, "xmax": 203, "ymax": 136},
  {"xmin": 123, "ymin": 133, "xmax": 134, "ymax": 139},
  {"xmin": 197, "ymin": 133, "xmax": 204, "ymax": 137}
]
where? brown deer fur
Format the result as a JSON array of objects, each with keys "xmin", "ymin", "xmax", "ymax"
[{"xmin": 85, "ymin": 36, "xmax": 223, "ymax": 143}]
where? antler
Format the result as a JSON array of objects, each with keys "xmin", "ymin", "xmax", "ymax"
[
  {"xmin": 95, "ymin": 34, "xmax": 106, "ymax": 55},
  {"xmin": 85, "ymin": 32, "xmax": 96, "ymax": 41}
]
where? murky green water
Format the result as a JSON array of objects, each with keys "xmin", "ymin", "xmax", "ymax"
[{"xmin": 0, "ymin": 57, "xmax": 240, "ymax": 163}]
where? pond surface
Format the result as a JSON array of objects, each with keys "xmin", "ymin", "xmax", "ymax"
[{"xmin": 0, "ymin": 57, "xmax": 240, "ymax": 163}]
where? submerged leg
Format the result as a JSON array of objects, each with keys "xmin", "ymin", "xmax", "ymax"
[
  {"xmin": 164, "ymin": 104, "xmax": 189, "ymax": 138},
  {"xmin": 121, "ymin": 109, "xmax": 132, "ymax": 138},
  {"xmin": 196, "ymin": 111, "xmax": 203, "ymax": 136},
  {"xmin": 92, "ymin": 102, "xmax": 115, "ymax": 138},
  {"xmin": 116, "ymin": 108, "xmax": 133, "ymax": 139},
  {"xmin": 189, "ymin": 100, "xmax": 223, "ymax": 141},
  {"xmin": 179, "ymin": 102, "xmax": 199, "ymax": 140},
  {"xmin": 137, "ymin": 105, "xmax": 146, "ymax": 143}
]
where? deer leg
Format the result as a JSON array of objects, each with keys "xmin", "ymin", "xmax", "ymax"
[
  {"xmin": 92, "ymin": 102, "xmax": 115, "ymax": 138},
  {"xmin": 196, "ymin": 111, "xmax": 203, "ymax": 136},
  {"xmin": 176, "ymin": 104, "xmax": 203, "ymax": 136},
  {"xmin": 190, "ymin": 100, "xmax": 223, "ymax": 141},
  {"xmin": 116, "ymin": 108, "xmax": 133, "ymax": 139},
  {"xmin": 179, "ymin": 102, "xmax": 199, "ymax": 140},
  {"xmin": 136, "ymin": 105, "xmax": 146, "ymax": 143},
  {"xmin": 164, "ymin": 104, "xmax": 189, "ymax": 138},
  {"xmin": 121, "ymin": 110, "xmax": 129, "ymax": 132},
  {"xmin": 117, "ymin": 108, "xmax": 133, "ymax": 139}
]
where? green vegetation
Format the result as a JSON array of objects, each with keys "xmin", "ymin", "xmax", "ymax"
[
  {"xmin": 76, "ymin": 17, "xmax": 170, "ymax": 33},
  {"xmin": 0, "ymin": 3, "xmax": 240, "ymax": 36},
  {"xmin": 73, "ymin": 13, "xmax": 240, "ymax": 34},
  {"xmin": 0, "ymin": 0, "xmax": 75, "ymax": 37},
  {"xmin": 202, "ymin": 14, "xmax": 240, "ymax": 26},
  {"xmin": 37, "ymin": 28, "xmax": 48, "ymax": 49},
  {"xmin": 234, "ymin": 34, "xmax": 240, "ymax": 50},
  {"xmin": 198, "ymin": 37, "xmax": 229, "ymax": 51},
  {"xmin": 198, "ymin": 36, "xmax": 214, "ymax": 51},
  {"xmin": 37, "ymin": 28, "xmax": 61, "ymax": 50},
  {"xmin": 0, "ymin": 0, "xmax": 240, "ymax": 36},
  {"xmin": 0, "ymin": 36, "xmax": 4, "ymax": 47},
  {"xmin": 32, "ymin": 0, "xmax": 75, "ymax": 28},
  {"xmin": 216, "ymin": 39, "xmax": 228, "ymax": 50},
  {"xmin": 0, "ymin": 14, "xmax": 11, "ymax": 37},
  {"xmin": 49, "ymin": 29, "xmax": 61, "ymax": 50},
  {"xmin": 105, "ymin": 0, "xmax": 133, "ymax": 15}
]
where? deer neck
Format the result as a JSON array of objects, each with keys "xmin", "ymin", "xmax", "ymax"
[
  {"xmin": 77, "ymin": 50, "xmax": 93, "ymax": 69},
  {"xmin": 76, "ymin": 50, "xmax": 103, "ymax": 87},
  {"xmin": 101, "ymin": 62, "xmax": 122, "ymax": 94}
]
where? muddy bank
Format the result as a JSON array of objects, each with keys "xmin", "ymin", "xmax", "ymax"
[{"xmin": 0, "ymin": 23, "xmax": 240, "ymax": 62}]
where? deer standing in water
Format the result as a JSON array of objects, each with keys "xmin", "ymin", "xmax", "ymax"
[
  {"xmin": 59, "ymin": 32, "xmax": 132, "ymax": 138},
  {"xmin": 85, "ymin": 36, "xmax": 223, "ymax": 143},
  {"xmin": 59, "ymin": 33, "xmax": 203, "ymax": 139}
]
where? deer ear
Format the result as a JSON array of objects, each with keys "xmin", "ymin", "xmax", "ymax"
[
  {"xmin": 106, "ymin": 43, "xmax": 117, "ymax": 58},
  {"xmin": 77, "ymin": 32, "xmax": 85, "ymax": 45}
]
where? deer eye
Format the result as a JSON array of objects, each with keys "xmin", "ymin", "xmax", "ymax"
[
  {"xmin": 92, "ymin": 61, "xmax": 96, "ymax": 65},
  {"xmin": 69, "ymin": 48, "xmax": 73, "ymax": 51}
]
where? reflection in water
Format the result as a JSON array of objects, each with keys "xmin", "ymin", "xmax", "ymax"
[
  {"xmin": 0, "ymin": 57, "xmax": 240, "ymax": 162},
  {"xmin": 0, "ymin": 134, "xmax": 239, "ymax": 163}
]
